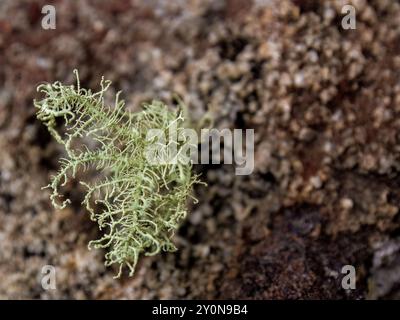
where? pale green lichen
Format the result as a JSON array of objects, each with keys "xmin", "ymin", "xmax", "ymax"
[{"xmin": 34, "ymin": 70, "xmax": 201, "ymax": 278}]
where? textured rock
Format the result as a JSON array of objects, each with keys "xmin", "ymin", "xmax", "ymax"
[{"xmin": 1, "ymin": 0, "xmax": 400, "ymax": 299}]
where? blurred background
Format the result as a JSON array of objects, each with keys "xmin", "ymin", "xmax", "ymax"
[{"xmin": 1, "ymin": 0, "xmax": 400, "ymax": 299}]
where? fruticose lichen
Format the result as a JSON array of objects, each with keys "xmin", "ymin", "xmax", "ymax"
[{"xmin": 34, "ymin": 70, "xmax": 201, "ymax": 277}]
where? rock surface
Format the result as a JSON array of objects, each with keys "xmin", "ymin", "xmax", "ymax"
[{"xmin": 0, "ymin": 0, "xmax": 400, "ymax": 299}]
